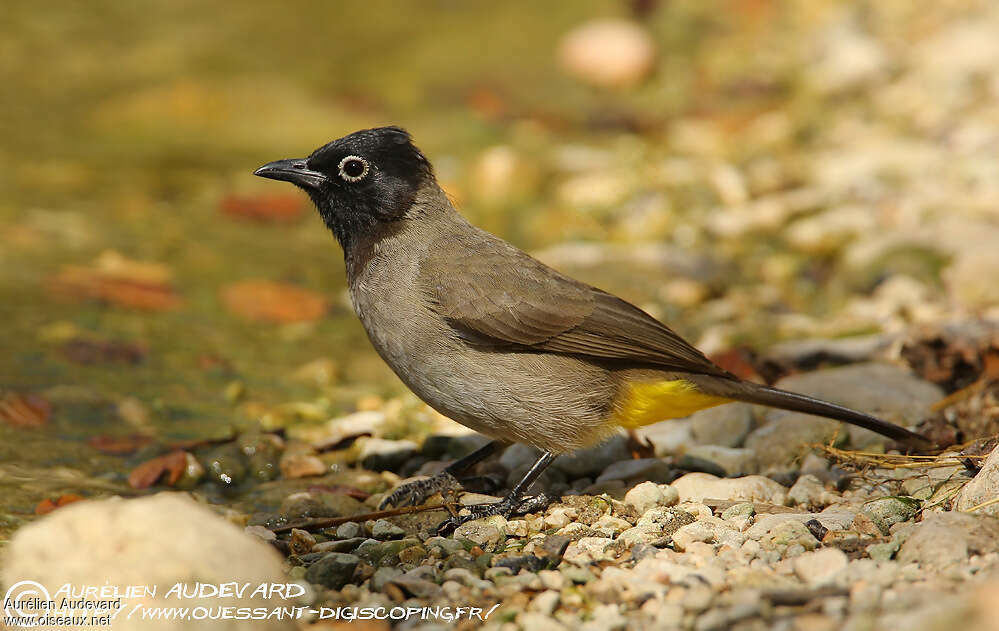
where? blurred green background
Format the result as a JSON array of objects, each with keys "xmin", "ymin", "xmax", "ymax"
[{"xmin": 3, "ymin": 0, "xmax": 998, "ymax": 531}]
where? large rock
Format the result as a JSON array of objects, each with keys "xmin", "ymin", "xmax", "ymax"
[
  {"xmin": 897, "ymin": 511, "xmax": 999, "ymax": 569},
  {"xmin": 745, "ymin": 363, "xmax": 942, "ymax": 468},
  {"xmin": 955, "ymin": 445, "xmax": 999, "ymax": 516},
  {"xmin": 1, "ymin": 493, "xmax": 297, "ymax": 630}
]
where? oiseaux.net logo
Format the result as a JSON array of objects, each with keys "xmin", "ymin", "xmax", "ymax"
[{"xmin": 4, "ymin": 580, "xmax": 124, "ymax": 627}]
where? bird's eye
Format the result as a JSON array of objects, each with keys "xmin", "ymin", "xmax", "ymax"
[{"xmin": 338, "ymin": 155, "xmax": 369, "ymax": 182}]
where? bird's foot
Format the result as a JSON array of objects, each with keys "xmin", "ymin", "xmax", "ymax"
[
  {"xmin": 435, "ymin": 492, "xmax": 555, "ymax": 536},
  {"xmin": 379, "ymin": 471, "xmax": 462, "ymax": 510}
]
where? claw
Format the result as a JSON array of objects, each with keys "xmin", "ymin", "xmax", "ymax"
[
  {"xmin": 434, "ymin": 493, "xmax": 555, "ymax": 536},
  {"xmin": 379, "ymin": 471, "xmax": 461, "ymax": 510}
]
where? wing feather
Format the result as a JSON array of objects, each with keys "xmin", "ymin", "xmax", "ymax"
[{"xmin": 419, "ymin": 229, "xmax": 726, "ymax": 376}]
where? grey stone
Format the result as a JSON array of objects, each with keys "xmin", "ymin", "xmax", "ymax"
[
  {"xmin": 754, "ymin": 363, "xmax": 941, "ymax": 461},
  {"xmin": 595, "ymin": 458, "xmax": 673, "ymax": 484},
  {"xmin": 862, "ymin": 497, "xmax": 921, "ymax": 535},
  {"xmin": 370, "ymin": 519, "xmax": 405, "ymax": 540},
  {"xmin": 335, "ymin": 522, "xmax": 363, "ymax": 539},
  {"xmin": 684, "ymin": 445, "xmax": 758, "ymax": 475},
  {"xmin": 955, "ymin": 444, "xmax": 999, "ymax": 515},
  {"xmin": 358, "ymin": 438, "xmax": 419, "ymax": 472},
  {"xmin": 390, "ymin": 575, "xmax": 443, "ymax": 599},
  {"xmin": 787, "ymin": 474, "xmax": 837, "ymax": 509},
  {"xmin": 897, "ymin": 511, "xmax": 999, "ymax": 568},
  {"xmin": 305, "ymin": 553, "xmax": 360, "ymax": 589},
  {"xmin": 555, "ymin": 434, "xmax": 632, "ymax": 478},
  {"xmin": 689, "ymin": 403, "xmax": 755, "ymax": 447},
  {"xmin": 867, "ymin": 539, "xmax": 900, "ymax": 562},
  {"xmin": 499, "ymin": 443, "xmax": 542, "ymax": 473},
  {"xmin": 355, "ymin": 538, "xmax": 421, "ymax": 566},
  {"xmin": 370, "ymin": 566, "xmax": 403, "ymax": 591}
]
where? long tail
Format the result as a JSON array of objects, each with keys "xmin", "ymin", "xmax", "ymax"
[{"xmin": 691, "ymin": 376, "xmax": 932, "ymax": 447}]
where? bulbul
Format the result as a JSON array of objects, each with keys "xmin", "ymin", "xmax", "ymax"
[{"xmin": 255, "ymin": 127, "xmax": 929, "ymax": 531}]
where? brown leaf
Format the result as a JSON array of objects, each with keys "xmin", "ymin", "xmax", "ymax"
[
  {"xmin": 708, "ymin": 347, "xmax": 761, "ymax": 381},
  {"xmin": 128, "ymin": 450, "xmax": 190, "ymax": 489},
  {"xmin": 87, "ymin": 434, "xmax": 154, "ymax": 455},
  {"xmin": 60, "ymin": 338, "xmax": 146, "ymax": 365},
  {"xmin": 0, "ymin": 392, "xmax": 51, "ymax": 428},
  {"xmin": 221, "ymin": 280, "xmax": 326, "ymax": 324},
  {"xmin": 34, "ymin": 494, "xmax": 84, "ymax": 515},
  {"xmin": 48, "ymin": 250, "xmax": 181, "ymax": 311},
  {"xmin": 220, "ymin": 193, "xmax": 304, "ymax": 223}
]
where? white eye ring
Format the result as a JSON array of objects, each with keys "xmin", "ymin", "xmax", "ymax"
[{"xmin": 338, "ymin": 155, "xmax": 369, "ymax": 182}]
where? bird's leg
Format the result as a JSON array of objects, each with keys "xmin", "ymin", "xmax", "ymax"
[
  {"xmin": 436, "ymin": 451, "xmax": 557, "ymax": 535},
  {"xmin": 379, "ymin": 440, "xmax": 503, "ymax": 509}
]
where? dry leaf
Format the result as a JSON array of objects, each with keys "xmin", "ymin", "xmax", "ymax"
[
  {"xmin": 0, "ymin": 392, "xmax": 52, "ymax": 428},
  {"xmin": 48, "ymin": 250, "xmax": 181, "ymax": 311},
  {"xmin": 87, "ymin": 434, "xmax": 154, "ymax": 455},
  {"xmin": 221, "ymin": 280, "xmax": 326, "ymax": 323},
  {"xmin": 128, "ymin": 450, "xmax": 190, "ymax": 488},
  {"xmin": 219, "ymin": 193, "xmax": 304, "ymax": 223},
  {"xmin": 34, "ymin": 494, "xmax": 84, "ymax": 515}
]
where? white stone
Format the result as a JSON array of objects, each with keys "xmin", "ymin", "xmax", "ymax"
[
  {"xmin": 1, "ymin": 493, "xmax": 296, "ymax": 631},
  {"xmin": 558, "ymin": 19, "xmax": 656, "ymax": 89},
  {"xmin": 671, "ymin": 472, "xmax": 788, "ymax": 505},
  {"xmin": 793, "ymin": 548, "xmax": 849, "ymax": 586}
]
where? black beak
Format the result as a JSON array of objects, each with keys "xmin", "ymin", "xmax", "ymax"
[{"xmin": 253, "ymin": 158, "xmax": 327, "ymax": 189}]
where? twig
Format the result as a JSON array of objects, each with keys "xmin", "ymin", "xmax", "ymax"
[{"xmin": 268, "ymin": 502, "xmax": 448, "ymax": 534}]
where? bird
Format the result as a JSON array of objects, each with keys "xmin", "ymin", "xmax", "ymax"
[{"xmin": 254, "ymin": 126, "xmax": 930, "ymax": 532}]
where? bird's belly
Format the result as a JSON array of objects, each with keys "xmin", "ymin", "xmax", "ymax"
[
  {"xmin": 357, "ymin": 315, "xmax": 618, "ymax": 451},
  {"xmin": 608, "ymin": 379, "xmax": 730, "ymax": 428}
]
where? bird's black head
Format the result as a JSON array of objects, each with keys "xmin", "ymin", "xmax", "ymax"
[{"xmin": 254, "ymin": 126, "xmax": 433, "ymax": 250}]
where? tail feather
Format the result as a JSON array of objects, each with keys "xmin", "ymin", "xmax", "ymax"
[{"xmin": 692, "ymin": 377, "xmax": 932, "ymax": 447}]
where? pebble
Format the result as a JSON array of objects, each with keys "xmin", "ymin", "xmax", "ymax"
[
  {"xmin": 453, "ymin": 515, "xmax": 507, "ymax": 547},
  {"xmin": 793, "ymin": 548, "xmax": 849, "ymax": 585},
  {"xmin": 787, "ymin": 474, "xmax": 838, "ymax": 509},
  {"xmin": 557, "ymin": 18, "xmax": 656, "ymax": 89},
  {"xmin": 305, "ymin": 553, "xmax": 360, "ymax": 589},
  {"xmin": 671, "ymin": 472, "xmax": 788, "ymax": 505},
  {"xmin": 595, "ymin": 457, "xmax": 672, "ymax": 484},
  {"xmin": 370, "ymin": 518, "xmax": 405, "ymax": 540},
  {"xmin": 862, "ymin": 497, "xmax": 921, "ymax": 535},
  {"xmin": 689, "ymin": 403, "xmax": 755, "ymax": 447},
  {"xmin": 335, "ymin": 522, "xmax": 363, "ymax": 539},
  {"xmin": 555, "ymin": 435, "xmax": 632, "ymax": 478},
  {"xmin": 683, "ymin": 445, "xmax": 758, "ymax": 476},
  {"xmin": 670, "ymin": 522, "xmax": 716, "ymax": 552},
  {"xmin": 624, "ymin": 480, "xmax": 668, "ymax": 514}
]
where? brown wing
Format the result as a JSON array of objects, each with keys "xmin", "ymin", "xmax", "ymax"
[{"xmin": 419, "ymin": 229, "xmax": 727, "ymax": 376}]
